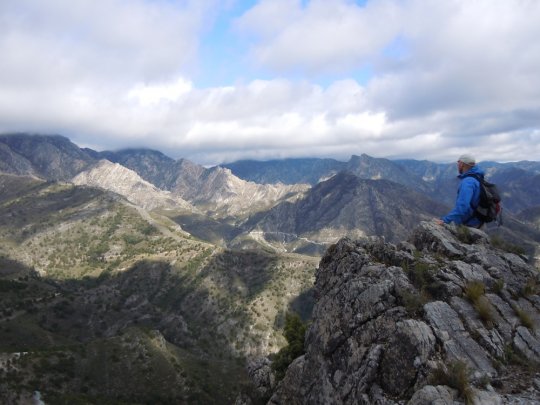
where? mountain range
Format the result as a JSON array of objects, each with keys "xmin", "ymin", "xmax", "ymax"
[
  {"xmin": 1, "ymin": 133, "xmax": 539, "ymax": 259},
  {"xmin": 1, "ymin": 132, "xmax": 540, "ymax": 403}
]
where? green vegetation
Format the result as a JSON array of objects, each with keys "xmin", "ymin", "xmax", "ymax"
[
  {"xmin": 501, "ymin": 344, "xmax": 540, "ymax": 372},
  {"xmin": 464, "ymin": 281, "xmax": 485, "ymax": 302},
  {"xmin": 522, "ymin": 277, "xmax": 540, "ymax": 297},
  {"xmin": 401, "ymin": 260, "xmax": 444, "ymax": 314},
  {"xmin": 456, "ymin": 225, "xmax": 474, "ymax": 244},
  {"xmin": 271, "ymin": 312, "xmax": 308, "ymax": 381},
  {"xmin": 400, "ymin": 289, "xmax": 429, "ymax": 317},
  {"xmin": 0, "ymin": 180, "xmax": 318, "ymax": 403},
  {"xmin": 492, "ymin": 279, "xmax": 505, "ymax": 295}
]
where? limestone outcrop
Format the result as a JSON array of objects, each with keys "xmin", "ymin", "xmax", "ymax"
[{"xmin": 269, "ymin": 221, "xmax": 540, "ymax": 404}]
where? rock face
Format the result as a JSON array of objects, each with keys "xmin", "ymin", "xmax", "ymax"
[
  {"xmin": 98, "ymin": 150, "xmax": 310, "ymax": 219},
  {"xmin": 72, "ymin": 160, "xmax": 194, "ymax": 211},
  {"xmin": 165, "ymin": 161, "xmax": 309, "ymax": 219},
  {"xmin": 269, "ymin": 221, "xmax": 540, "ymax": 404}
]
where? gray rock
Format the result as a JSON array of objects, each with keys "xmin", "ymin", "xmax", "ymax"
[
  {"xmin": 514, "ymin": 326, "xmax": 540, "ymax": 364},
  {"xmin": 269, "ymin": 222, "xmax": 540, "ymax": 404},
  {"xmin": 380, "ymin": 320, "xmax": 436, "ymax": 396},
  {"xmin": 424, "ymin": 301, "xmax": 497, "ymax": 378},
  {"xmin": 407, "ymin": 385, "xmax": 457, "ymax": 405},
  {"xmin": 450, "ymin": 296, "xmax": 505, "ymax": 358},
  {"xmin": 247, "ymin": 357, "xmax": 276, "ymax": 398},
  {"xmin": 268, "ymin": 356, "xmax": 305, "ymax": 405}
]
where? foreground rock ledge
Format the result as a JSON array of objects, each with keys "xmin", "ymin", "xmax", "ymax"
[{"xmin": 269, "ymin": 221, "xmax": 540, "ymax": 404}]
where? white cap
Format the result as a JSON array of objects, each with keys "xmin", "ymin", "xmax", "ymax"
[{"xmin": 458, "ymin": 154, "xmax": 475, "ymax": 165}]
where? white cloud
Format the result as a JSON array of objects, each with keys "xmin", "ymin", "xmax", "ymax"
[
  {"xmin": 236, "ymin": 0, "xmax": 402, "ymax": 73},
  {"xmin": 0, "ymin": 0, "xmax": 539, "ymax": 165},
  {"xmin": 127, "ymin": 78, "xmax": 193, "ymax": 106},
  {"xmin": 0, "ymin": 0, "xmax": 215, "ymax": 90}
]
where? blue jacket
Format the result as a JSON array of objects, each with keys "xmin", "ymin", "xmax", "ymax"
[{"xmin": 442, "ymin": 166, "xmax": 484, "ymax": 227}]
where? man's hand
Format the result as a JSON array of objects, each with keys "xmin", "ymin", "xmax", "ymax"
[{"xmin": 434, "ymin": 218, "xmax": 444, "ymax": 225}]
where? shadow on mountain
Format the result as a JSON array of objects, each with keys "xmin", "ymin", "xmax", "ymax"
[
  {"xmin": 0, "ymin": 182, "xmax": 113, "ymax": 243},
  {"xmin": 288, "ymin": 287, "xmax": 316, "ymax": 322},
  {"xmin": 0, "ymin": 252, "xmax": 281, "ymax": 404},
  {"xmin": 172, "ymin": 212, "xmax": 244, "ymax": 246}
]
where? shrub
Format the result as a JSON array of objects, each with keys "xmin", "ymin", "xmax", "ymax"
[
  {"xmin": 406, "ymin": 262, "xmax": 435, "ymax": 291},
  {"xmin": 514, "ymin": 306, "xmax": 534, "ymax": 330},
  {"xmin": 271, "ymin": 312, "xmax": 307, "ymax": 381},
  {"xmin": 464, "ymin": 281, "xmax": 495, "ymax": 328},
  {"xmin": 401, "ymin": 290, "xmax": 428, "ymax": 317},
  {"xmin": 430, "ymin": 360, "xmax": 474, "ymax": 404},
  {"xmin": 522, "ymin": 277, "xmax": 540, "ymax": 297},
  {"xmin": 491, "ymin": 279, "xmax": 504, "ymax": 295},
  {"xmin": 456, "ymin": 225, "xmax": 474, "ymax": 244},
  {"xmin": 474, "ymin": 297, "xmax": 495, "ymax": 329},
  {"xmin": 464, "ymin": 281, "xmax": 485, "ymax": 303}
]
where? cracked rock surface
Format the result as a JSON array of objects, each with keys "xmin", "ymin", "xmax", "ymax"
[{"xmin": 269, "ymin": 221, "xmax": 540, "ymax": 404}]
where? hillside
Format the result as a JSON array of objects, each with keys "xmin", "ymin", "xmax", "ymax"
[
  {"xmin": 0, "ymin": 175, "xmax": 317, "ymax": 404},
  {"xmin": 1, "ymin": 133, "xmax": 539, "ymax": 402},
  {"xmin": 223, "ymin": 152, "xmax": 540, "ymax": 216},
  {"xmin": 244, "ymin": 172, "xmax": 449, "ymax": 254},
  {"xmin": 222, "ymin": 157, "xmax": 345, "ymax": 185}
]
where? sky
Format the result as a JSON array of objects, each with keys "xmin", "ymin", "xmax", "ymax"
[{"xmin": 1, "ymin": 0, "xmax": 539, "ymax": 165}]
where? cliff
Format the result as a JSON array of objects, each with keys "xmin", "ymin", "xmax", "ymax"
[{"xmin": 269, "ymin": 221, "xmax": 540, "ymax": 404}]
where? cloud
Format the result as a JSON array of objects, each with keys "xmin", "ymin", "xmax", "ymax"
[
  {"xmin": 127, "ymin": 78, "xmax": 193, "ymax": 106},
  {"xmin": 0, "ymin": 0, "xmax": 226, "ymax": 93},
  {"xmin": 0, "ymin": 0, "xmax": 539, "ymax": 165},
  {"xmin": 236, "ymin": 0, "xmax": 402, "ymax": 74}
]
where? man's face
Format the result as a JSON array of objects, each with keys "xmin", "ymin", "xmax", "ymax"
[{"xmin": 457, "ymin": 160, "xmax": 465, "ymax": 174}]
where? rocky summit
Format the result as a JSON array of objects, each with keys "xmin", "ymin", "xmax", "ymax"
[{"xmin": 269, "ymin": 221, "xmax": 540, "ymax": 404}]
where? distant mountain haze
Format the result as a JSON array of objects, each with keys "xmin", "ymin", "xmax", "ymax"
[{"xmin": 0, "ymin": 133, "xmax": 95, "ymax": 180}]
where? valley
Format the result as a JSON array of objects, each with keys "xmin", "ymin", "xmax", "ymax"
[{"xmin": 0, "ymin": 172, "xmax": 317, "ymax": 403}]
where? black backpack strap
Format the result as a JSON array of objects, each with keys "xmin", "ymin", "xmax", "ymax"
[{"xmin": 463, "ymin": 173, "xmax": 483, "ymax": 183}]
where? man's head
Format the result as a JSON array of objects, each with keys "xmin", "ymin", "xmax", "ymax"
[{"xmin": 457, "ymin": 154, "xmax": 475, "ymax": 174}]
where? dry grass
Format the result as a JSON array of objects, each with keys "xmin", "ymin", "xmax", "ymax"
[
  {"xmin": 514, "ymin": 306, "xmax": 534, "ymax": 330},
  {"xmin": 473, "ymin": 296, "xmax": 495, "ymax": 329},
  {"xmin": 464, "ymin": 281, "xmax": 485, "ymax": 303},
  {"xmin": 430, "ymin": 360, "xmax": 475, "ymax": 404}
]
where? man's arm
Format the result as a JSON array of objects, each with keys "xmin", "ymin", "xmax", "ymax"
[{"xmin": 441, "ymin": 178, "xmax": 477, "ymax": 224}]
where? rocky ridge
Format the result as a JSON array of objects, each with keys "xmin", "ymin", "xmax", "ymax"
[
  {"xmin": 71, "ymin": 160, "xmax": 195, "ymax": 211},
  {"xmin": 164, "ymin": 161, "xmax": 311, "ymax": 219},
  {"xmin": 269, "ymin": 221, "xmax": 540, "ymax": 404},
  {"xmin": 90, "ymin": 148, "xmax": 311, "ymax": 220}
]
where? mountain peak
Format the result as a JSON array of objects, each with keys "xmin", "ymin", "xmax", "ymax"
[
  {"xmin": 0, "ymin": 133, "xmax": 95, "ymax": 180},
  {"xmin": 71, "ymin": 160, "xmax": 193, "ymax": 211}
]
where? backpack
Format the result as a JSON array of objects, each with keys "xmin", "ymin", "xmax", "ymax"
[{"xmin": 465, "ymin": 173, "xmax": 502, "ymax": 225}]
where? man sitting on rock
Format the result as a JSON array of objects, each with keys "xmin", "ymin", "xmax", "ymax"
[{"xmin": 436, "ymin": 154, "xmax": 484, "ymax": 228}]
